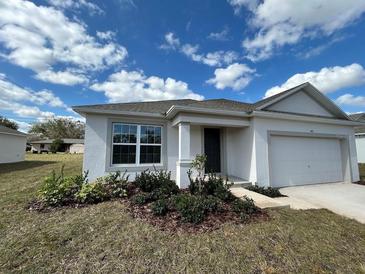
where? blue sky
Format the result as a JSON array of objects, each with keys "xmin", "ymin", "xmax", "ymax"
[{"xmin": 1, "ymin": 0, "xmax": 365, "ymax": 131}]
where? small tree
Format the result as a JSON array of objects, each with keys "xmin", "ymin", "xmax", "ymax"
[
  {"xmin": 50, "ymin": 138, "xmax": 64, "ymax": 153},
  {"xmin": 191, "ymin": 154, "xmax": 207, "ymax": 179}
]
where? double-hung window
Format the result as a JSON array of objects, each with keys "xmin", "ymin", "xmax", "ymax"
[{"xmin": 112, "ymin": 123, "xmax": 162, "ymax": 165}]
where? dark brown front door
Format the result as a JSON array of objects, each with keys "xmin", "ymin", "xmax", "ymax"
[{"xmin": 204, "ymin": 128, "xmax": 221, "ymax": 173}]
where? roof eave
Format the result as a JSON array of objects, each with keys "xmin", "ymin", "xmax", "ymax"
[
  {"xmin": 252, "ymin": 110, "xmax": 363, "ymax": 126},
  {"xmin": 165, "ymin": 105, "xmax": 251, "ymax": 119},
  {"xmin": 72, "ymin": 107, "xmax": 165, "ymax": 118}
]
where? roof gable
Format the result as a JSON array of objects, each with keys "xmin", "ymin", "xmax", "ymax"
[
  {"xmin": 350, "ymin": 113, "xmax": 365, "ymax": 121},
  {"xmin": 0, "ymin": 125, "xmax": 27, "ymax": 136},
  {"xmin": 256, "ymin": 83, "xmax": 349, "ymax": 120}
]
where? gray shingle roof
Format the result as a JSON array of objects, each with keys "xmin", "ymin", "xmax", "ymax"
[
  {"xmin": 31, "ymin": 138, "xmax": 84, "ymax": 144},
  {"xmin": 72, "ymin": 82, "xmax": 345, "ymax": 120},
  {"xmin": 349, "ymin": 113, "xmax": 365, "ymax": 121},
  {"xmin": 349, "ymin": 113, "xmax": 365, "ymax": 133},
  {"xmin": 0, "ymin": 125, "xmax": 27, "ymax": 136},
  {"xmin": 73, "ymin": 97, "xmax": 263, "ymax": 115}
]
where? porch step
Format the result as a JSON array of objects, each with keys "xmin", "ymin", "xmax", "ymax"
[{"xmin": 226, "ymin": 176, "xmax": 251, "ymax": 188}]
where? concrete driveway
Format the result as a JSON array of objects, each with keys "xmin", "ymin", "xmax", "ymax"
[{"xmin": 277, "ymin": 182, "xmax": 365, "ymax": 224}]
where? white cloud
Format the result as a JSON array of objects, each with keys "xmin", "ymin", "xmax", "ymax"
[
  {"xmin": 207, "ymin": 27, "xmax": 230, "ymax": 41},
  {"xmin": 90, "ymin": 70, "xmax": 204, "ymax": 102},
  {"xmin": 231, "ymin": 0, "xmax": 365, "ymax": 61},
  {"xmin": 159, "ymin": 32, "xmax": 181, "ymax": 50},
  {"xmin": 242, "ymin": 24, "xmax": 302, "ymax": 61},
  {"xmin": 265, "ymin": 63, "xmax": 365, "ymax": 98},
  {"xmin": 0, "ymin": 73, "xmax": 71, "ymax": 121},
  {"xmin": 10, "ymin": 119, "xmax": 32, "ymax": 133},
  {"xmin": 336, "ymin": 94, "xmax": 365, "ymax": 106},
  {"xmin": 0, "ymin": 99, "xmax": 55, "ymax": 119},
  {"xmin": 47, "ymin": 0, "xmax": 104, "ymax": 15},
  {"xmin": 160, "ymin": 32, "xmax": 238, "ymax": 66},
  {"xmin": 228, "ymin": 0, "xmax": 259, "ymax": 13},
  {"xmin": 206, "ymin": 63, "xmax": 255, "ymax": 91},
  {"xmin": 35, "ymin": 70, "xmax": 88, "ymax": 85},
  {"xmin": 0, "ymin": 74, "xmax": 67, "ymax": 108},
  {"xmin": 96, "ymin": 31, "xmax": 116, "ymax": 40},
  {"xmin": 0, "ymin": 0, "xmax": 127, "ymax": 85}
]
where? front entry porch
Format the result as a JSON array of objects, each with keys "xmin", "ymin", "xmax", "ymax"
[{"xmin": 173, "ymin": 113, "xmax": 252, "ymax": 188}]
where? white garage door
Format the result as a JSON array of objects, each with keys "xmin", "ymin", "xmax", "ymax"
[{"xmin": 270, "ymin": 136, "xmax": 343, "ymax": 187}]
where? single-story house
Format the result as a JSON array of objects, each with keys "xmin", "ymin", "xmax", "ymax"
[
  {"xmin": 0, "ymin": 125, "xmax": 27, "ymax": 163},
  {"xmin": 73, "ymin": 82, "xmax": 361, "ymax": 188},
  {"xmin": 30, "ymin": 138, "xmax": 84, "ymax": 154},
  {"xmin": 349, "ymin": 113, "xmax": 365, "ymax": 163}
]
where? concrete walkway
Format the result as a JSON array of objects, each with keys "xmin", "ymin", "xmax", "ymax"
[
  {"xmin": 278, "ymin": 182, "xmax": 365, "ymax": 224},
  {"xmin": 230, "ymin": 187, "xmax": 289, "ymax": 209}
]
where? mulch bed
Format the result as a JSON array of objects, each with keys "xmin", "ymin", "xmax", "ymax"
[
  {"xmin": 27, "ymin": 192, "xmax": 270, "ymax": 234},
  {"xmin": 122, "ymin": 199, "xmax": 269, "ymax": 234},
  {"xmin": 354, "ymin": 181, "xmax": 365, "ymax": 186}
]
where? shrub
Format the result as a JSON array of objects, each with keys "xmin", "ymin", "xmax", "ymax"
[
  {"xmin": 76, "ymin": 181, "xmax": 109, "ymax": 204},
  {"xmin": 103, "ymin": 171, "xmax": 129, "ymax": 198},
  {"xmin": 131, "ymin": 193, "xmax": 150, "ymax": 205},
  {"xmin": 172, "ymin": 194, "xmax": 207, "ymax": 224},
  {"xmin": 134, "ymin": 169, "xmax": 177, "ymax": 193},
  {"xmin": 188, "ymin": 173, "xmax": 235, "ymax": 202},
  {"xmin": 151, "ymin": 199, "xmax": 169, "ymax": 216},
  {"xmin": 202, "ymin": 195, "xmax": 223, "ymax": 213},
  {"xmin": 231, "ymin": 196, "xmax": 258, "ymax": 215},
  {"xmin": 246, "ymin": 185, "xmax": 284, "ymax": 198},
  {"xmin": 39, "ymin": 166, "xmax": 87, "ymax": 206}
]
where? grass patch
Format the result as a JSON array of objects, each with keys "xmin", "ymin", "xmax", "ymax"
[{"xmin": 1, "ymin": 154, "xmax": 365, "ymax": 273}]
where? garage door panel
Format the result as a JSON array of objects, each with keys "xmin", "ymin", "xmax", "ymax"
[{"xmin": 270, "ymin": 136, "xmax": 343, "ymax": 187}]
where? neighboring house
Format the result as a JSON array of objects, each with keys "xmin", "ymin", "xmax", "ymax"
[
  {"xmin": 73, "ymin": 83, "xmax": 361, "ymax": 188},
  {"xmin": 0, "ymin": 125, "xmax": 27, "ymax": 164},
  {"xmin": 349, "ymin": 113, "xmax": 365, "ymax": 163},
  {"xmin": 31, "ymin": 139, "xmax": 84, "ymax": 154}
]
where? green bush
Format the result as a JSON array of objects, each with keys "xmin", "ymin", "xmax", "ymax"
[
  {"xmin": 39, "ymin": 166, "xmax": 87, "ymax": 206},
  {"xmin": 76, "ymin": 181, "xmax": 109, "ymax": 204},
  {"xmin": 231, "ymin": 196, "xmax": 258, "ymax": 215},
  {"xmin": 131, "ymin": 193, "xmax": 150, "ymax": 205},
  {"xmin": 246, "ymin": 185, "xmax": 284, "ymax": 198},
  {"xmin": 134, "ymin": 169, "xmax": 178, "ymax": 193},
  {"xmin": 202, "ymin": 195, "xmax": 223, "ymax": 213},
  {"xmin": 172, "ymin": 194, "xmax": 207, "ymax": 224},
  {"xmin": 151, "ymin": 199, "xmax": 169, "ymax": 216},
  {"xmin": 103, "ymin": 171, "xmax": 129, "ymax": 198},
  {"xmin": 188, "ymin": 174, "xmax": 235, "ymax": 202}
]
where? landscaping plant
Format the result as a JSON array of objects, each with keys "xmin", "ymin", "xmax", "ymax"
[
  {"xmin": 38, "ymin": 167, "xmax": 129, "ymax": 206},
  {"xmin": 39, "ymin": 165, "xmax": 87, "ymax": 206},
  {"xmin": 245, "ymin": 185, "xmax": 285, "ymax": 198}
]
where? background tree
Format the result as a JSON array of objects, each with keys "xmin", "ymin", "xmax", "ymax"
[
  {"xmin": 29, "ymin": 118, "xmax": 85, "ymax": 139},
  {"xmin": 0, "ymin": 116, "xmax": 19, "ymax": 130},
  {"xmin": 50, "ymin": 138, "xmax": 64, "ymax": 153}
]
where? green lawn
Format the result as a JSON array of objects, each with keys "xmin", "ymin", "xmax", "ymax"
[{"xmin": 1, "ymin": 154, "xmax": 365, "ymax": 273}]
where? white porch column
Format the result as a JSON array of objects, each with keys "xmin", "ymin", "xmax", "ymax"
[{"xmin": 176, "ymin": 122, "xmax": 192, "ymax": 188}]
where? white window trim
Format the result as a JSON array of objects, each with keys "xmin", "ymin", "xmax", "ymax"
[{"xmin": 111, "ymin": 123, "xmax": 163, "ymax": 167}]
